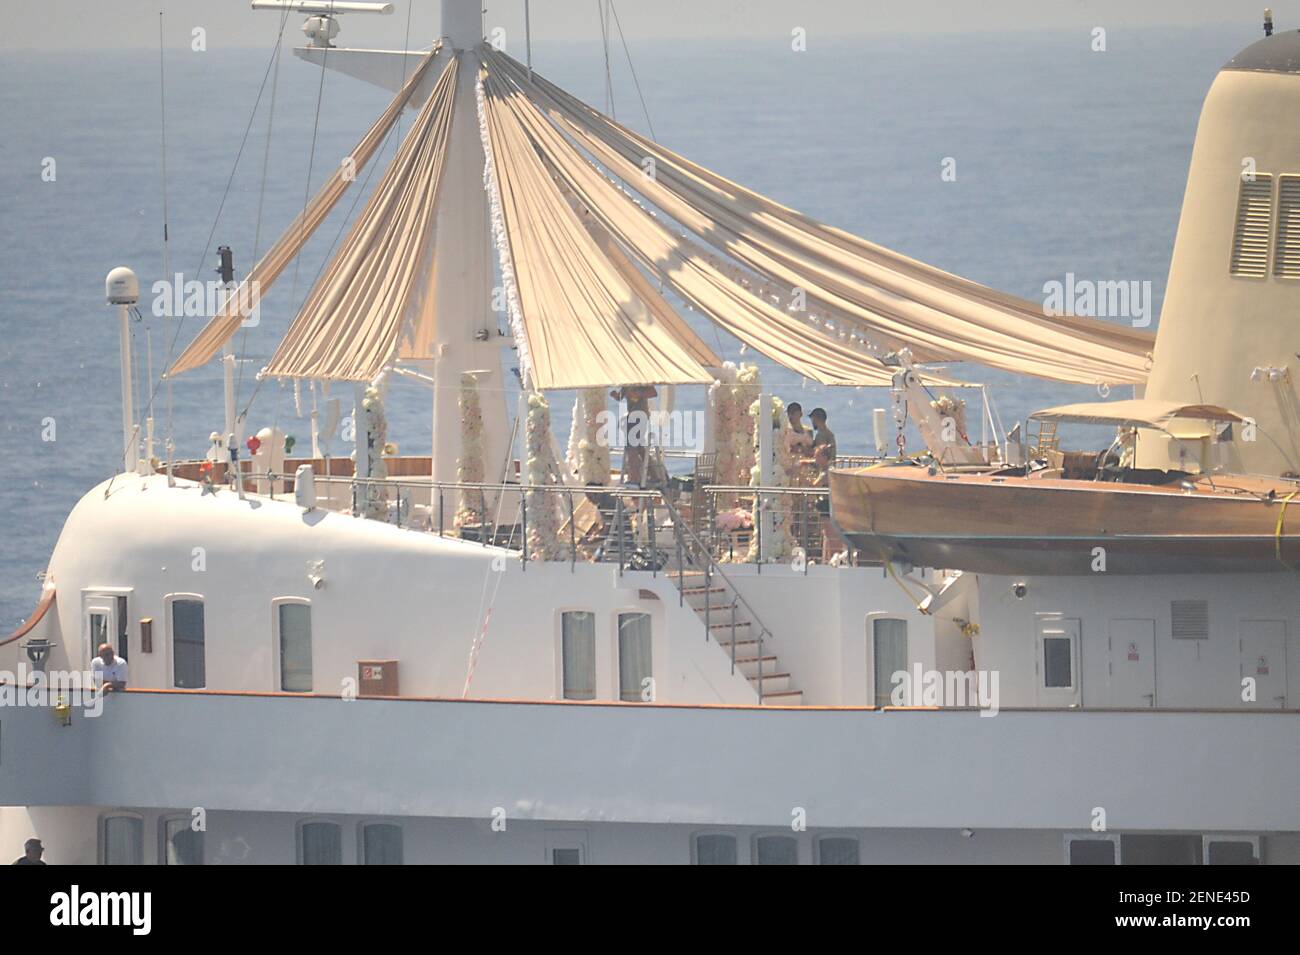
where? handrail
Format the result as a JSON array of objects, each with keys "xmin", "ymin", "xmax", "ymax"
[
  {"xmin": 1, "ymin": 585, "xmax": 56, "ymax": 647},
  {"xmin": 656, "ymin": 493, "xmax": 780, "ymax": 703}
]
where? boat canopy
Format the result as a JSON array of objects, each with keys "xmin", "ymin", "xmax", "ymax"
[{"xmin": 1029, "ymin": 399, "xmax": 1245, "ymax": 430}]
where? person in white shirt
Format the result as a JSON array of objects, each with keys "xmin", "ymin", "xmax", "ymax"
[{"xmin": 90, "ymin": 643, "xmax": 128, "ymax": 692}]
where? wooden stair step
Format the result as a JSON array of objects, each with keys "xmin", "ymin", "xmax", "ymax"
[
  {"xmin": 708, "ymin": 620, "xmax": 751, "ymax": 630},
  {"xmin": 761, "ymin": 690, "xmax": 804, "ymax": 704}
]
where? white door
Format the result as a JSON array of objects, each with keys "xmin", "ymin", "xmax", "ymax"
[
  {"xmin": 1107, "ymin": 619, "xmax": 1156, "ymax": 707},
  {"xmin": 1240, "ymin": 620, "xmax": 1287, "ymax": 708},
  {"xmin": 82, "ymin": 598, "xmax": 116, "ymax": 667},
  {"xmin": 1034, "ymin": 615, "xmax": 1081, "ymax": 707}
]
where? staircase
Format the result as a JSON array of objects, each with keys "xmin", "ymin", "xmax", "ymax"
[{"xmin": 660, "ymin": 497, "xmax": 803, "ymax": 705}]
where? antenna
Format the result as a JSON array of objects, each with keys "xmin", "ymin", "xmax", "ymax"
[{"xmin": 251, "ymin": 0, "xmax": 394, "ymax": 48}]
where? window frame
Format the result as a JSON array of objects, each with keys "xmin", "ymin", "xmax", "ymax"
[
  {"xmin": 357, "ymin": 820, "xmax": 404, "ymax": 865},
  {"xmin": 165, "ymin": 593, "xmax": 207, "ymax": 690},
  {"xmin": 557, "ymin": 608, "xmax": 598, "ymax": 701},
  {"xmin": 691, "ymin": 831, "xmax": 739, "ymax": 865},
  {"xmin": 615, "ymin": 610, "xmax": 654, "ymax": 703},
  {"xmin": 99, "ymin": 810, "xmax": 145, "ymax": 865},
  {"xmin": 296, "ymin": 818, "xmax": 343, "ymax": 865},
  {"xmin": 1063, "ymin": 832, "xmax": 1119, "ymax": 865},
  {"xmin": 158, "ymin": 813, "xmax": 204, "ymax": 866},
  {"xmin": 751, "ymin": 831, "xmax": 800, "ymax": 866},
  {"xmin": 814, "ymin": 833, "xmax": 861, "ymax": 865},
  {"xmin": 868, "ymin": 614, "xmax": 909, "ymax": 706},
  {"xmin": 272, "ymin": 597, "xmax": 314, "ymax": 693}
]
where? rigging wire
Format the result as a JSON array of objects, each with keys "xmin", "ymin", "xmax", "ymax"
[
  {"xmin": 608, "ymin": 0, "xmax": 656, "ymax": 141},
  {"xmin": 122, "ymin": 8, "xmax": 294, "ymax": 480},
  {"xmin": 158, "ymin": 13, "xmax": 173, "ymax": 456}
]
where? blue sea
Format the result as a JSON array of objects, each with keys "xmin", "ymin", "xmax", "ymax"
[{"xmin": 0, "ymin": 24, "xmax": 1254, "ymax": 627}]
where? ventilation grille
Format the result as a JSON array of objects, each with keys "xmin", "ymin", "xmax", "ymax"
[
  {"xmin": 1275, "ymin": 176, "xmax": 1300, "ymax": 278},
  {"xmin": 1171, "ymin": 599, "xmax": 1209, "ymax": 640},
  {"xmin": 1229, "ymin": 175, "xmax": 1273, "ymax": 277}
]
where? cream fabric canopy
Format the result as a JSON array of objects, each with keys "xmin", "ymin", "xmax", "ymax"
[
  {"xmin": 485, "ymin": 49, "xmax": 1153, "ymax": 386},
  {"xmin": 1030, "ymin": 400, "xmax": 1245, "ymax": 430},
  {"xmin": 262, "ymin": 55, "xmax": 459, "ymax": 380},
  {"xmin": 168, "ymin": 45, "xmax": 441, "ymax": 378}
]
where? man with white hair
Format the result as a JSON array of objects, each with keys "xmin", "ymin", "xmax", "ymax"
[{"xmin": 91, "ymin": 642, "xmax": 128, "ymax": 692}]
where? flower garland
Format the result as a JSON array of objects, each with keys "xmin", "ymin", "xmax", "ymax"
[
  {"xmin": 708, "ymin": 363, "xmax": 740, "ymax": 503},
  {"xmin": 746, "ymin": 394, "xmax": 795, "ymax": 563},
  {"xmin": 456, "ymin": 373, "xmax": 486, "ymax": 528},
  {"xmin": 733, "ymin": 363, "xmax": 760, "ymax": 485},
  {"xmin": 566, "ymin": 387, "xmax": 610, "ymax": 485},
  {"xmin": 525, "ymin": 392, "xmax": 565, "ymax": 560}
]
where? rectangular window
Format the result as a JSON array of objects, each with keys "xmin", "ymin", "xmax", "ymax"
[
  {"xmin": 561, "ymin": 611, "xmax": 596, "ymax": 700},
  {"xmin": 299, "ymin": 821, "xmax": 342, "ymax": 865},
  {"xmin": 816, "ymin": 836, "xmax": 860, "ymax": 865},
  {"xmin": 361, "ymin": 823, "xmax": 403, "ymax": 865},
  {"xmin": 172, "ymin": 598, "xmax": 206, "ymax": 689},
  {"xmin": 1067, "ymin": 837, "xmax": 1117, "ymax": 865},
  {"xmin": 754, "ymin": 834, "xmax": 798, "ymax": 865},
  {"xmin": 1229, "ymin": 174, "xmax": 1273, "ymax": 277},
  {"xmin": 162, "ymin": 816, "xmax": 203, "ymax": 865},
  {"xmin": 618, "ymin": 612, "xmax": 652, "ymax": 702},
  {"xmin": 1121, "ymin": 834, "xmax": 1202, "ymax": 865},
  {"xmin": 872, "ymin": 618, "xmax": 908, "ymax": 705},
  {"xmin": 1042, "ymin": 636, "xmax": 1073, "ymax": 688},
  {"xmin": 278, "ymin": 603, "xmax": 313, "ymax": 693},
  {"xmin": 694, "ymin": 834, "xmax": 737, "ymax": 865},
  {"xmin": 102, "ymin": 815, "xmax": 143, "ymax": 865},
  {"xmin": 1206, "ymin": 837, "xmax": 1260, "ymax": 865}
]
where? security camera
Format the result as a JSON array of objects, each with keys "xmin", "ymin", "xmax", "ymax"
[{"xmin": 1012, "ymin": 582, "xmax": 1027, "ymax": 599}]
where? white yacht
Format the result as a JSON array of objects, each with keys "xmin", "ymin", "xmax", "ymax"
[{"xmin": 1, "ymin": 2, "xmax": 1297, "ymax": 866}]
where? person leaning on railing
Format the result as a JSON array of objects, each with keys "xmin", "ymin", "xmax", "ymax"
[{"xmin": 91, "ymin": 642, "xmax": 128, "ymax": 692}]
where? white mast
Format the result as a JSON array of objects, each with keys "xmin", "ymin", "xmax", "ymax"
[{"xmin": 106, "ymin": 267, "xmax": 140, "ymax": 474}]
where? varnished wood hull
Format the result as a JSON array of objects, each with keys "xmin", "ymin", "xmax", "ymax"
[{"xmin": 830, "ymin": 465, "xmax": 1300, "ymax": 574}]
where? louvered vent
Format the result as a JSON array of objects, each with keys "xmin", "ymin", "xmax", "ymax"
[
  {"xmin": 1230, "ymin": 175, "xmax": 1273, "ymax": 277},
  {"xmin": 1171, "ymin": 599, "xmax": 1209, "ymax": 640},
  {"xmin": 1275, "ymin": 176, "xmax": 1300, "ymax": 278}
]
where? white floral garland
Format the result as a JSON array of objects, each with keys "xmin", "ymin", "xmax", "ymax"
[
  {"xmin": 567, "ymin": 387, "xmax": 610, "ymax": 485},
  {"xmin": 746, "ymin": 394, "xmax": 794, "ymax": 563},
  {"xmin": 476, "ymin": 74, "xmax": 533, "ymax": 386},
  {"xmin": 360, "ymin": 383, "xmax": 388, "ymax": 520},
  {"xmin": 525, "ymin": 392, "xmax": 564, "ymax": 560},
  {"xmin": 456, "ymin": 372, "xmax": 486, "ymax": 528}
]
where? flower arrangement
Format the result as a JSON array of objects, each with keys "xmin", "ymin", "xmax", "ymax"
[
  {"xmin": 525, "ymin": 392, "xmax": 565, "ymax": 560},
  {"xmin": 745, "ymin": 394, "xmax": 794, "ymax": 563},
  {"xmin": 715, "ymin": 507, "xmax": 753, "ymax": 532},
  {"xmin": 930, "ymin": 393, "xmax": 968, "ymax": 440},
  {"xmin": 707, "ymin": 362, "xmax": 761, "ymax": 508},
  {"xmin": 567, "ymin": 387, "xmax": 610, "ymax": 485},
  {"xmin": 456, "ymin": 373, "xmax": 486, "ymax": 528}
]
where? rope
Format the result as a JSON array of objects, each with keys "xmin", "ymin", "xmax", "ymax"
[
  {"xmin": 1275, "ymin": 491, "xmax": 1297, "ymax": 572},
  {"xmin": 608, "ymin": 0, "xmax": 656, "ymax": 140}
]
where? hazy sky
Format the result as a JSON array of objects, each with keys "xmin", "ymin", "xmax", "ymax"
[{"xmin": 0, "ymin": 0, "xmax": 1279, "ymax": 51}]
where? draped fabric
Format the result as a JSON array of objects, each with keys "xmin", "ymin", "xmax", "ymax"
[
  {"xmin": 262, "ymin": 55, "xmax": 459, "ymax": 380},
  {"xmin": 167, "ymin": 46, "xmax": 441, "ymax": 378},
  {"xmin": 484, "ymin": 49, "xmax": 1153, "ymax": 386},
  {"xmin": 479, "ymin": 70, "xmax": 718, "ymax": 388},
  {"xmin": 482, "ymin": 67, "xmax": 910, "ymax": 386}
]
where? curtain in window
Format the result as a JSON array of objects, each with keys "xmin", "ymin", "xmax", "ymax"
[
  {"xmin": 873, "ymin": 618, "xmax": 908, "ymax": 705},
  {"xmin": 561, "ymin": 611, "xmax": 596, "ymax": 700},
  {"xmin": 818, "ymin": 837, "xmax": 860, "ymax": 865},
  {"xmin": 279, "ymin": 603, "xmax": 313, "ymax": 693},
  {"xmin": 618, "ymin": 613, "xmax": 652, "ymax": 702},
  {"xmin": 362, "ymin": 824, "xmax": 403, "ymax": 865},
  {"xmin": 300, "ymin": 822, "xmax": 342, "ymax": 865},
  {"xmin": 755, "ymin": 835, "xmax": 798, "ymax": 865},
  {"xmin": 694, "ymin": 834, "xmax": 737, "ymax": 865},
  {"xmin": 164, "ymin": 818, "xmax": 204, "ymax": 865},
  {"xmin": 103, "ymin": 816, "xmax": 142, "ymax": 865},
  {"xmin": 172, "ymin": 599, "xmax": 206, "ymax": 689}
]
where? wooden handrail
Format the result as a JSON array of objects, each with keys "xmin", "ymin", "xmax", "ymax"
[{"xmin": 1, "ymin": 586, "xmax": 56, "ymax": 647}]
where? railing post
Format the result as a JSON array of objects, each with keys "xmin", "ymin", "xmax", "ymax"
[
  {"xmin": 676, "ymin": 527, "xmax": 684, "ymax": 605},
  {"xmin": 615, "ymin": 496, "xmax": 625, "ymax": 575},
  {"xmin": 757, "ymin": 627, "xmax": 765, "ymax": 704},
  {"xmin": 755, "ymin": 492, "xmax": 763, "ymax": 574},
  {"xmin": 520, "ymin": 492, "xmax": 528, "ymax": 571},
  {"xmin": 482, "ymin": 488, "xmax": 491, "ymax": 547},
  {"xmin": 649, "ymin": 498, "xmax": 657, "ymax": 576},
  {"xmin": 568, "ymin": 489, "xmax": 576, "ymax": 572},
  {"xmin": 438, "ymin": 487, "xmax": 445, "ymax": 537},
  {"xmin": 704, "ymin": 563, "xmax": 711, "ymax": 642},
  {"xmin": 730, "ymin": 598, "xmax": 737, "ymax": 673}
]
